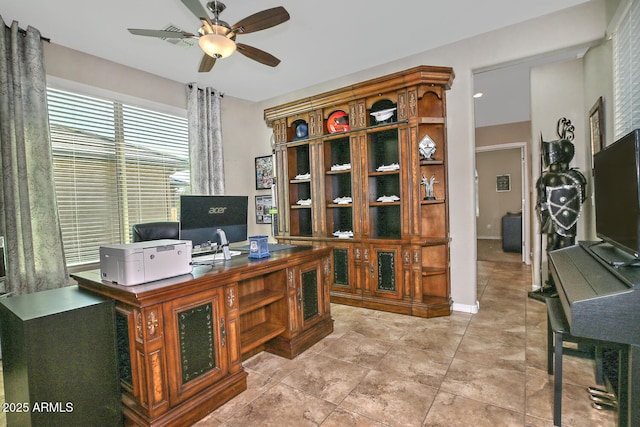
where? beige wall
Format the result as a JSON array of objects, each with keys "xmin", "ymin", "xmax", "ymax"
[
  {"xmin": 476, "ymin": 149, "xmax": 522, "ymax": 239},
  {"xmin": 44, "ymin": 43, "xmax": 186, "ymax": 111},
  {"xmin": 476, "ymin": 122, "xmax": 532, "ymax": 148},
  {"xmin": 41, "ymin": 0, "xmax": 608, "ymax": 312},
  {"xmin": 475, "ymin": 121, "xmax": 531, "ymax": 241},
  {"xmin": 582, "ymin": 39, "xmax": 614, "ymax": 241}
]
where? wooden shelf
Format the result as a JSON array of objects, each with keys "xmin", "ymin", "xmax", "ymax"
[
  {"xmin": 422, "ymin": 267, "xmax": 447, "ymax": 277},
  {"xmin": 418, "ymin": 117, "xmax": 446, "ymax": 124},
  {"xmin": 420, "ymin": 159, "xmax": 444, "ymax": 166},
  {"xmin": 420, "ymin": 199, "xmax": 445, "ymax": 205},
  {"xmin": 239, "ymin": 290, "xmax": 285, "ymax": 315},
  {"xmin": 368, "ymin": 170, "xmax": 400, "ymax": 177},
  {"xmin": 240, "ymin": 322, "xmax": 286, "ymax": 355},
  {"xmin": 418, "ymin": 238, "xmax": 451, "ymax": 246},
  {"xmin": 291, "ymin": 204, "xmax": 312, "ymax": 209},
  {"xmin": 365, "ymin": 121, "xmax": 408, "ymax": 133},
  {"xmin": 369, "ymin": 201, "xmax": 401, "ymax": 207}
]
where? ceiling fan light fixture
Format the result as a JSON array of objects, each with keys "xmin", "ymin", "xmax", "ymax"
[{"xmin": 199, "ymin": 33, "xmax": 236, "ymax": 58}]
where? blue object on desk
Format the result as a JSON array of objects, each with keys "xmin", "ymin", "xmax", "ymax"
[{"xmin": 248, "ymin": 235, "xmax": 270, "ymax": 258}]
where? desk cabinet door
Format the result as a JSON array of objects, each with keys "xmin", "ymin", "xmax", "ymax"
[
  {"xmin": 163, "ymin": 287, "xmax": 228, "ymax": 405},
  {"xmin": 295, "ymin": 259, "xmax": 326, "ymax": 332}
]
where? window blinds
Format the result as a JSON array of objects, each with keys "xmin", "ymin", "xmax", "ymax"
[
  {"xmin": 48, "ymin": 88, "xmax": 190, "ymax": 266},
  {"xmin": 613, "ymin": 0, "xmax": 640, "ymax": 139}
]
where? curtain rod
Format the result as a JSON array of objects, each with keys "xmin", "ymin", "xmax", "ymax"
[
  {"xmin": 187, "ymin": 83, "xmax": 224, "ymax": 97},
  {"xmin": 5, "ymin": 24, "xmax": 50, "ymax": 43}
]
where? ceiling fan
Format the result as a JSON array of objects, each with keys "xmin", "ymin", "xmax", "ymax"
[{"xmin": 128, "ymin": 0, "xmax": 290, "ymax": 72}]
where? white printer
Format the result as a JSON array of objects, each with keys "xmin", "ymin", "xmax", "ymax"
[{"xmin": 99, "ymin": 239, "xmax": 192, "ymax": 286}]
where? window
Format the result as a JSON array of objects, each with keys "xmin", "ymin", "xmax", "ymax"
[
  {"xmin": 613, "ymin": 0, "xmax": 640, "ymax": 139},
  {"xmin": 48, "ymin": 88, "xmax": 189, "ymax": 267}
]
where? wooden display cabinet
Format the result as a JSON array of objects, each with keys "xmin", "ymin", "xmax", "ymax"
[{"xmin": 265, "ymin": 65, "xmax": 454, "ymax": 318}]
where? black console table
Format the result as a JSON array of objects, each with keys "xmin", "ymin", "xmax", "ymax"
[
  {"xmin": 0, "ymin": 286, "xmax": 122, "ymax": 426},
  {"xmin": 548, "ymin": 241, "xmax": 640, "ymax": 426}
]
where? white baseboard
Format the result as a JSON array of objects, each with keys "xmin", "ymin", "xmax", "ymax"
[{"xmin": 452, "ymin": 301, "xmax": 479, "ymax": 314}]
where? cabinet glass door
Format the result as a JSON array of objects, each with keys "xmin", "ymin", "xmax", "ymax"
[
  {"xmin": 367, "ymin": 129, "xmax": 401, "ymax": 239},
  {"xmin": 288, "ymin": 144, "xmax": 312, "ymax": 236},
  {"xmin": 324, "ymin": 136, "xmax": 354, "ymax": 239}
]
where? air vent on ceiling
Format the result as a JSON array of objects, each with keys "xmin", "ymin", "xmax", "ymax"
[{"xmin": 162, "ymin": 25, "xmax": 197, "ymax": 48}]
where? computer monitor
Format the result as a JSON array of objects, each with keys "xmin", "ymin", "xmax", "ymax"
[{"xmin": 179, "ymin": 195, "xmax": 248, "ymax": 249}]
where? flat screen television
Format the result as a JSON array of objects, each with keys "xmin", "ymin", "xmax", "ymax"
[
  {"xmin": 593, "ymin": 128, "xmax": 640, "ymax": 259},
  {"xmin": 179, "ymin": 195, "xmax": 248, "ymax": 249}
]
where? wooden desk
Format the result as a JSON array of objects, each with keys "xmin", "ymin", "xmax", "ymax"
[{"xmin": 73, "ymin": 246, "xmax": 333, "ymax": 427}]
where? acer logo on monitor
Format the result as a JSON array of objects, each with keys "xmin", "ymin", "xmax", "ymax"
[{"xmin": 208, "ymin": 207, "xmax": 228, "ymax": 214}]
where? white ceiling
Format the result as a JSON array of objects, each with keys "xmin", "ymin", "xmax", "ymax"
[
  {"xmin": 1, "ymin": 0, "xmax": 591, "ymax": 102},
  {"xmin": 473, "ymin": 49, "xmax": 586, "ymax": 128}
]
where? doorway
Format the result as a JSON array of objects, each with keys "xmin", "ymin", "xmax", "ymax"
[{"xmin": 476, "ymin": 143, "xmax": 529, "ymax": 264}]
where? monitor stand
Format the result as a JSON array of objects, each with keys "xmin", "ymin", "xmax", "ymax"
[{"xmin": 217, "ymin": 229, "xmax": 231, "ymax": 260}]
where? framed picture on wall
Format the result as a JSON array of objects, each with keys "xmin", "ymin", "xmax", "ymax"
[
  {"xmin": 255, "ymin": 195, "xmax": 273, "ymax": 224},
  {"xmin": 496, "ymin": 174, "xmax": 511, "ymax": 192},
  {"xmin": 255, "ymin": 155, "xmax": 273, "ymax": 190},
  {"xmin": 589, "ymin": 96, "xmax": 604, "ymax": 167}
]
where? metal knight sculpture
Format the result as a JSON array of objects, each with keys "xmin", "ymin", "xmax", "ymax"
[{"xmin": 534, "ymin": 118, "xmax": 587, "ymax": 296}]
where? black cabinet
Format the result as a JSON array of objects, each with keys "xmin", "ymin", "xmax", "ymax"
[
  {"xmin": 502, "ymin": 212, "xmax": 522, "ymax": 253},
  {"xmin": 0, "ymin": 285, "xmax": 121, "ymax": 426}
]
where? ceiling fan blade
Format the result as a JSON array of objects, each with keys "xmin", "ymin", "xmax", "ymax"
[
  {"xmin": 181, "ymin": 0, "xmax": 211, "ymax": 21},
  {"xmin": 128, "ymin": 28, "xmax": 196, "ymax": 38},
  {"xmin": 231, "ymin": 6, "xmax": 290, "ymax": 34},
  {"xmin": 199, "ymin": 54, "xmax": 217, "ymax": 72},
  {"xmin": 236, "ymin": 43, "xmax": 280, "ymax": 67}
]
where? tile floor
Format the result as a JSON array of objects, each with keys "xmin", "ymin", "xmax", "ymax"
[
  {"xmin": 0, "ymin": 240, "xmax": 619, "ymax": 426},
  {"xmin": 194, "ymin": 241, "xmax": 618, "ymax": 427}
]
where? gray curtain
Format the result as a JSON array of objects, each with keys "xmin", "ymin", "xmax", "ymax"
[
  {"xmin": 0, "ymin": 17, "xmax": 68, "ymax": 295},
  {"xmin": 186, "ymin": 83, "xmax": 225, "ymax": 195}
]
